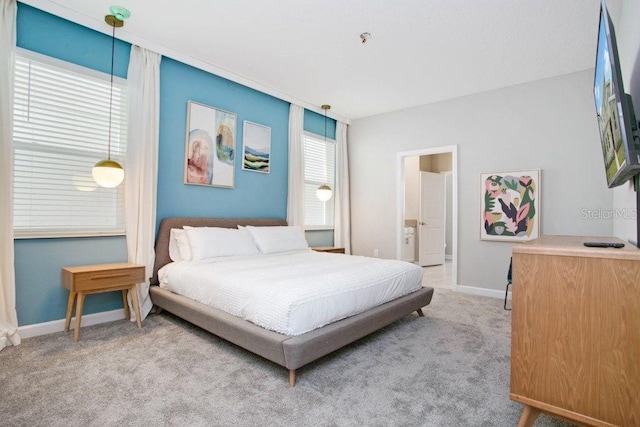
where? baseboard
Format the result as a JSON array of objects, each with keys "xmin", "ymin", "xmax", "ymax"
[
  {"xmin": 455, "ymin": 284, "xmax": 508, "ymax": 300},
  {"xmin": 18, "ymin": 309, "xmax": 126, "ymax": 339}
]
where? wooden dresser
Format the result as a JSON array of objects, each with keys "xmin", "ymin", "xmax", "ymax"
[{"xmin": 511, "ymin": 235, "xmax": 640, "ymax": 427}]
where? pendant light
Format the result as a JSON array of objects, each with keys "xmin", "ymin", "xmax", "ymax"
[
  {"xmin": 92, "ymin": 6, "xmax": 130, "ymax": 188},
  {"xmin": 316, "ymin": 104, "xmax": 333, "ymax": 202}
]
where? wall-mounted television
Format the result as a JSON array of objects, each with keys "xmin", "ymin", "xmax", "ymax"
[{"xmin": 593, "ymin": 0, "xmax": 640, "ymax": 188}]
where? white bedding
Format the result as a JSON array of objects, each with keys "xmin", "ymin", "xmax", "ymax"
[{"xmin": 158, "ymin": 250, "xmax": 423, "ymax": 336}]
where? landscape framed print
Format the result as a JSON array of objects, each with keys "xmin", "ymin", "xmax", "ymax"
[
  {"xmin": 184, "ymin": 101, "xmax": 236, "ymax": 188},
  {"xmin": 242, "ymin": 121, "xmax": 271, "ymax": 173},
  {"xmin": 480, "ymin": 169, "xmax": 540, "ymax": 242}
]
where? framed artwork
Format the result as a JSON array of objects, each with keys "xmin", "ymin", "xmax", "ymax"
[
  {"xmin": 242, "ymin": 121, "xmax": 271, "ymax": 173},
  {"xmin": 480, "ymin": 169, "xmax": 541, "ymax": 242},
  {"xmin": 184, "ymin": 101, "xmax": 236, "ymax": 188}
]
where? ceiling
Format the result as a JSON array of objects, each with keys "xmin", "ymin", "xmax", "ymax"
[{"xmin": 28, "ymin": 0, "xmax": 622, "ymax": 121}]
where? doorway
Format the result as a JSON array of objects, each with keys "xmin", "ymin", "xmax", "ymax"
[{"xmin": 396, "ymin": 146, "xmax": 457, "ymax": 290}]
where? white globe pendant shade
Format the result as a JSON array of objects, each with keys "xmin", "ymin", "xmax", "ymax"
[
  {"xmin": 92, "ymin": 159, "xmax": 124, "ymax": 188},
  {"xmin": 316, "ymin": 184, "xmax": 333, "ymax": 201}
]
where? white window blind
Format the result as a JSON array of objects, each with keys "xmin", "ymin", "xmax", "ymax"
[
  {"xmin": 13, "ymin": 49, "xmax": 128, "ymax": 238},
  {"xmin": 303, "ymin": 132, "xmax": 335, "ymax": 229}
]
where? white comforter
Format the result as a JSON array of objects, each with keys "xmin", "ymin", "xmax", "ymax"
[{"xmin": 158, "ymin": 250, "xmax": 423, "ymax": 336}]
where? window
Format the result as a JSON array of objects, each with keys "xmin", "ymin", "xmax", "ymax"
[
  {"xmin": 13, "ymin": 49, "xmax": 127, "ymax": 238},
  {"xmin": 303, "ymin": 132, "xmax": 336, "ymax": 229}
]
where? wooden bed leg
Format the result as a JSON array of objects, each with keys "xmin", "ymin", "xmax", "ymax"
[
  {"xmin": 155, "ymin": 306, "xmax": 163, "ymax": 315},
  {"xmin": 517, "ymin": 405, "xmax": 541, "ymax": 427},
  {"xmin": 288, "ymin": 369, "xmax": 296, "ymax": 387},
  {"xmin": 416, "ymin": 308, "xmax": 425, "ymax": 317}
]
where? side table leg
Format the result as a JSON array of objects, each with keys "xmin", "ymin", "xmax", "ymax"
[
  {"xmin": 517, "ymin": 405, "xmax": 541, "ymax": 427},
  {"xmin": 73, "ymin": 292, "xmax": 85, "ymax": 342},
  {"xmin": 64, "ymin": 291, "xmax": 76, "ymax": 333},
  {"xmin": 122, "ymin": 290, "xmax": 130, "ymax": 321},
  {"xmin": 130, "ymin": 285, "xmax": 143, "ymax": 329}
]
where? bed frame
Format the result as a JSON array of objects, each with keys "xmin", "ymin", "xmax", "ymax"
[{"xmin": 149, "ymin": 217, "xmax": 434, "ymax": 386}]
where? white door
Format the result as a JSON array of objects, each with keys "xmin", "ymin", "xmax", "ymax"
[{"xmin": 418, "ymin": 172, "xmax": 445, "ymax": 266}]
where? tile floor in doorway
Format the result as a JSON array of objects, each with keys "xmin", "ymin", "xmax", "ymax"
[{"xmin": 421, "ymin": 259, "xmax": 453, "ymax": 289}]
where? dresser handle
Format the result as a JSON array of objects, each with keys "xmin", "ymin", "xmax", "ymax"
[{"xmin": 90, "ymin": 273, "xmax": 130, "ymax": 280}]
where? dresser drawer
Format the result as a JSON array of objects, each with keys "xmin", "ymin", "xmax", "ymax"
[{"xmin": 62, "ymin": 264, "xmax": 145, "ymax": 292}]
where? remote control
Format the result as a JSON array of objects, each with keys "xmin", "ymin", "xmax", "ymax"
[{"xmin": 583, "ymin": 242, "xmax": 625, "ymax": 248}]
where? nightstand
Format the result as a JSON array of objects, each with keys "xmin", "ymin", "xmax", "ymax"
[
  {"xmin": 312, "ymin": 246, "xmax": 346, "ymax": 254},
  {"xmin": 62, "ymin": 262, "xmax": 145, "ymax": 342}
]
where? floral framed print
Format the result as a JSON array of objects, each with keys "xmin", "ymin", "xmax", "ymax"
[
  {"xmin": 242, "ymin": 121, "xmax": 271, "ymax": 173},
  {"xmin": 480, "ymin": 169, "xmax": 541, "ymax": 242},
  {"xmin": 184, "ymin": 101, "xmax": 236, "ymax": 188}
]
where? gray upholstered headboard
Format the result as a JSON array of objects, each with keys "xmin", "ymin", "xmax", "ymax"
[{"xmin": 151, "ymin": 217, "xmax": 288, "ymax": 285}]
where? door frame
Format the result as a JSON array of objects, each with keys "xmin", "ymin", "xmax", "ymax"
[{"xmin": 396, "ymin": 145, "xmax": 458, "ymax": 290}]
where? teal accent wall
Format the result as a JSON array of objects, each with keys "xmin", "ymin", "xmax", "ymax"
[
  {"xmin": 305, "ymin": 230, "xmax": 333, "ymax": 247},
  {"xmin": 304, "ymin": 109, "xmax": 336, "ymax": 139},
  {"xmin": 14, "ymin": 3, "xmax": 338, "ymax": 326},
  {"xmin": 155, "ymin": 58, "xmax": 289, "ymax": 223},
  {"xmin": 17, "ymin": 4, "xmax": 130, "ymax": 78},
  {"xmin": 14, "ymin": 238, "xmax": 128, "ymax": 325}
]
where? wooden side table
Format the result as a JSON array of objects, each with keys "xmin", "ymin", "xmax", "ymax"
[
  {"xmin": 62, "ymin": 262, "xmax": 145, "ymax": 342},
  {"xmin": 312, "ymin": 246, "xmax": 346, "ymax": 254}
]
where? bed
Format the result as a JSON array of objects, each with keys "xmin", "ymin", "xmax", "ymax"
[{"xmin": 149, "ymin": 217, "xmax": 434, "ymax": 386}]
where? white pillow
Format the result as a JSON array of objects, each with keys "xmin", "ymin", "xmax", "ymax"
[
  {"xmin": 184, "ymin": 226, "xmax": 259, "ymax": 260},
  {"xmin": 176, "ymin": 229, "xmax": 193, "ymax": 261},
  {"xmin": 169, "ymin": 228, "xmax": 193, "ymax": 262},
  {"xmin": 169, "ymin": 228, "xmax": 183, "ymax": 261},
  {"xmin": 244, "ymin": 225, "xmax": 309, "ymax": 254}
]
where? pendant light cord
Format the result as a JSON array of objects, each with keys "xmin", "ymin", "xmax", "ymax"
[
  {"xmin": 324, "ymin": 108, "xmax": 327, "ymax": 142},
  {"xmin": 107, "ymin": 20, "xmax": 116, "ymax": 161}
]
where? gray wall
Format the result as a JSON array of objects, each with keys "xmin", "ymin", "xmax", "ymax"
[
  {"xmin": 404, "ymin": 156, "xmax": 420, "ymax": 221},
  {"xmin": 349, "ymin": 69, "xmax": 613, "ymax": 293}
]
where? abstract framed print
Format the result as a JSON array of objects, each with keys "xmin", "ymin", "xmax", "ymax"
[
  {"xmin": 184, "ymin": 101, "xmax": 236, "ymax": 188},
  {"xmin": 480, "ymin": 169, "xmax": 540, "ymax": 241}
]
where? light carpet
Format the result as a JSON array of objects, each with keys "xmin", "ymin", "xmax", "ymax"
[{"xmin": 0, "ymin": 289, "xmax": 571, "ymax": 426}]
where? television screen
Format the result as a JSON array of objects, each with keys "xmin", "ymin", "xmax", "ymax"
[{"xmin": 593, "ymin": 1, "xmax": 640, "ymax": 188}]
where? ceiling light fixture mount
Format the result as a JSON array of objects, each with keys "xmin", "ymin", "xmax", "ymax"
[
  {"xmin": 108, "ymin": 5, "xmax": 130, "ymax": 23},
  {"xmin": 316, "ymin": 104, "xmax": 333, "ymax": 202},
  {"xmin": 360, "ymin": 32, "xmax": 371, "ymax": 44},
  {"xmin": 92, "ymin": 6, "xmax": 130, "ymax": 188}
]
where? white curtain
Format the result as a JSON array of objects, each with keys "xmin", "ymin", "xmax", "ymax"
[
  {"xmin": 0, "ymin": 0, "xmax": 20, "ymax": 351},
  {"xmin": 286, "ymin": 104, "xmax": 305, "ymax": 227},
  {"xmin": 334, "ymin": 121, "xmax": 351, "ymax": 254},
  {"xmin": 125, "ymin": 46, "xmax": 161, "ymax": 321}
]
